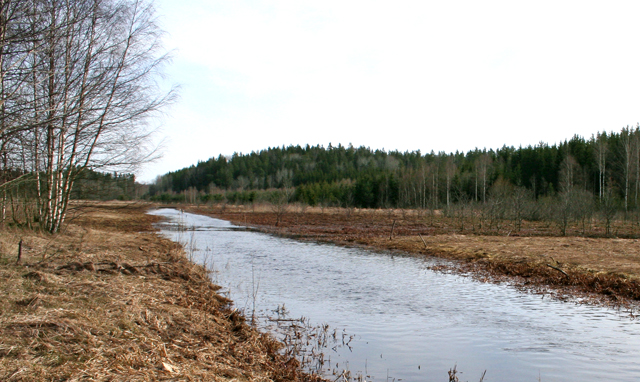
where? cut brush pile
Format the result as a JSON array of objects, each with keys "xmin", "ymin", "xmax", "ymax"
[{"xmin": 0, "ymin": 202, "xmax": 318, "ymax": 381}]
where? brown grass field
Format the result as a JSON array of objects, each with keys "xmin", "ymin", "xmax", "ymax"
[
  {"xmin": 0, "ymin": 202, "xmax": 320, "ymax": 381},
  {"xmin": 185, "ymin": 203, "xmax": 640, "ymax": 308},
  {"xmin": 7, "ymin": 201, "xmax": 636, "ymax": 380}
]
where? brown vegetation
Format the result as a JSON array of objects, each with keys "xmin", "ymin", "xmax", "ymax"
[
  {"xmin": 0, "ymin": 202, "xmax": 319, "ymax": 381},
  {"xmin": 187, "ymin": 204, "xmax": 640, "ymax": 307}
]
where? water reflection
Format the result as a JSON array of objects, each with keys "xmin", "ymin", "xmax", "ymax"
[{"xmin": 151, "ymin": 208, "xmax": 640, "ymax": 382}]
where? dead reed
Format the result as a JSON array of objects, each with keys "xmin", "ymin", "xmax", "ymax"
[{"xmin": 0, "ymin": 202, "xmax": 322, "ymax": 381}]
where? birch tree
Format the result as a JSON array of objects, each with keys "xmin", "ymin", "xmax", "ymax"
[
  {"xmin": 619, "ymin": 126, "xmax": 635, "ymax": 214},
  {"xmin": 594, "ymin": 132, "xmax": 607, "ymax": 201},
  {"xmin": 0, "ymin": 0, "xmax": 173, "ymax": 232},
  {"xmin": 445, "ymin": 155, "xmax": 456, "ymax": 208},
  {"xmin": 558, "ymin": 154, "xmax": 579, "ymax": 192},
  {"xmin": 478, "ymin": 152, "xmax": 492, "ymax": 203}
]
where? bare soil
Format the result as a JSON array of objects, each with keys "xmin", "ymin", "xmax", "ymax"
[
  {"xmin": 185, "ymin": 204, "xmax": 640, "ymax": 308},
  {"xmin": 0, "ymin": 201, "xmax": 319, "ymax": 381}
]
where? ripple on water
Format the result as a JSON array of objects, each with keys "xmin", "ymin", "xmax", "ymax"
[{"xmin": 151, "ymin": 209, "xmax": 640, "ymax": 382}]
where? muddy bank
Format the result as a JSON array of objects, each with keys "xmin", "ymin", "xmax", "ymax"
[
  {"xmin": 0, "ymin": 202, "xmax": 319, "ymax": 381},
  {"xmin": 184, "ymin": 204, "xmax": 640, "ymax": 308}
]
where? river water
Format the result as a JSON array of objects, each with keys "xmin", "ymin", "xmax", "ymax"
[{"xmin": 150, "ymin": 208, "xmax": 640, "ymax": 382}]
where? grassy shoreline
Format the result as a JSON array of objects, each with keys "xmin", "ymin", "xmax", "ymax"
[
  {"xmin": 0, "ymin": 202, "xmax": 318, "ymax": 381},
  {"xmin": 7, "ymin": 201, "xmax": 635, "ymax": 379},
  {"xmin": 183, "ymin": 203, "xmax": 640, "ymax": 309}
]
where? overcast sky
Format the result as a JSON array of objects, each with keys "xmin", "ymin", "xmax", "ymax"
[{"xmin": 139, "ymin": 0, "xmax": 640, "ymax": 182}]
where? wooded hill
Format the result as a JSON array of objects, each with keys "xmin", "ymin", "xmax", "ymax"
[{"xmin": 149, "ymin": 126, "xmax": 639, "ymax": 214}]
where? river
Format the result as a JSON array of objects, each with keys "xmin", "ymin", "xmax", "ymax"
[{"xmin": 150, "ymin": 208, "xmax": 640, "ymax": 382}]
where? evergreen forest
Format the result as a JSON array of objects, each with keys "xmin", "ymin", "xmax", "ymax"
[{"xmin": 149, "ymin": 126, "xmax": 640, "ymax": 235}]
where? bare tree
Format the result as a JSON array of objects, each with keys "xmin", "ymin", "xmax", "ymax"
[
  {"xmin": 573, "ymin": 189, "xmax": 595, "ymax": 235},
  {"xmin": 558, "ymin": 154, "xmax": 580, "ymax": 193},
  {"xmin": 478, "ymin": 152, "xmax": 492, "ymax": 203},
  {"xmin": 510, "ymin": 185, "xmax": 531, "ymax": 232},
  {"xmin": 428, "ymin": 159, "xmax": 439, "ymax": 210},
  {"xmin": 634, "ymin": 127, "xmax": 640, "ymax": 209},
  {"xmin": 555, "ymin": 190, "xmax": 572, "ymax": 236},
  {"xmin": 618, "ymin": 126, "xmax": 638, "ymax": 215},
  {"xmin": 594, "ymin": 132, "xmax": 607, "ymax": 201},
  {"xmin": 445, "ymin": 155, "xmax": 456, "ymax": 209},
  {"xmin": 0, "ymin": 0, "xmax": 51, "ymax": 225},
  {"xmin": 486, "ymin": 177, "xmax": 510, "ymax": 230},
  {"xmin": 600, "ymin": 186, "xmax": 619, "ymax": 236},
  {"xmin": 270, "ymin": 168, "xmax": 293, "ymax": 226},
  {"xmin": 0, "ymin": 0, "xmax": 174, "ymax": 232}
]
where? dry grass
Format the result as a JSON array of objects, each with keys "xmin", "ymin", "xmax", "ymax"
[
  {"xmin": 0, "ymin": 202, "xmax": 319, "ymax": 381},
  {"xmin": 187, "ymin": 204, "xmax": 640, "ymax": 306}
]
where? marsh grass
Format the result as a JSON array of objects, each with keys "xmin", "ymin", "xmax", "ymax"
[
  {"xmin": 0, "ymin": 202, "xmax": 322, "ymax": 381},
  {"xmin": 248, "ymin": 304, "xmax": 361, "ymax": 380}
]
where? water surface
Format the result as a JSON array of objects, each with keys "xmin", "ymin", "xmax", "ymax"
[{"xmin": 151, "ymin": 208, "xmax": 640, "ymax": 382}]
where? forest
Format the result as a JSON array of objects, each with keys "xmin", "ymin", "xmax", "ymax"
[{"xmin": 147, "ymin": 126, "xmax": 640, "ymax": 235}]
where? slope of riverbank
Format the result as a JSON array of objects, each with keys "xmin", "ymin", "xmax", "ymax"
[
  {"xmin": 186, "ymin": 204, "xmax": 640, "ymax": 308},
  {"xmin": 0, "ymin": 202, "xmax": 316, "ymax": 381}
]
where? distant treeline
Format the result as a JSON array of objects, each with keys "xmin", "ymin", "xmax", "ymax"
[
  {"xmin": 0, "ymin": 167, "xmax": 143, "ymax": 229},
  {"xmin": 1, "ymin": 168, "xmax": 141, "ymax": 202},
  {"xmin": 71, "ymin": 170, "xmax": 143, "ymax": 201},
  {"xmin": 149, "ymin": 126, "xmax": 640, "ymax": 211}
]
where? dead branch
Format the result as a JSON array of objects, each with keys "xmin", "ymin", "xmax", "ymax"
[
  {"xmin": 546, "ymin": 263, "xmax": 569, "ymax": 277},
  {"xmin": 418, "ymin": 233, "xmax": 428, "ymax": 249}
]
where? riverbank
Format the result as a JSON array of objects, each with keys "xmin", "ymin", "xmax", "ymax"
[
  {"xmin": 185, "ymin": 204, "xmax": 640, "ymax": 308},
  {"xmin": 0, "ymin": 202, "xmax": 317, "ymax": 381}
]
